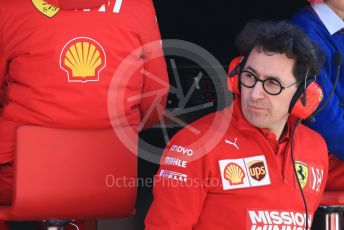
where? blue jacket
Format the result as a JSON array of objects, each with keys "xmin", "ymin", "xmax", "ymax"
[{"xmin": 290, "ymin": 7, "xmax": 344, "ymax": 161}]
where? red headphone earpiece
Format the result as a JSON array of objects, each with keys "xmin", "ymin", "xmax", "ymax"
[
  {"xmin": 227, "ymin": 56, "xmax": 243, "ymax": 95},
  {"xmin": 227, "ymin": 56, "xmax": 324, "ymax": 119},
  {"xmin": 289, "ymin": 81, "xmax": 323, "ymax": 119}
]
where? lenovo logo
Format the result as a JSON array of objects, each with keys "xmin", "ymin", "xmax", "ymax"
[{"xmin": 170, "ymin": 145, "xmax": 194, "ymax": 156}]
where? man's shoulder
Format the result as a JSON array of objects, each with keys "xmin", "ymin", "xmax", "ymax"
[
  {"xmin": 298, "ymin": 123, "xmax": 325, "ymax": 139},
  {"xmin": 174, "ymin": 107, "xmax": 234, "ymax": 136},
  {"xmin": 297, "ymin": 123, "xmax": 328, "ymax": 151},
  {"xmin": 296, "ymin": 124, "xmax": 329, "ymax": 185},
  {"xmin": 164, "ymin": 107, "xmax": 236, "ymax": 158}
]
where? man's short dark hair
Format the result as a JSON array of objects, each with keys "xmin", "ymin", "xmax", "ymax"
[{"xmin": 235, "ymin": 20, "xmax": 324, "ymax": 83}]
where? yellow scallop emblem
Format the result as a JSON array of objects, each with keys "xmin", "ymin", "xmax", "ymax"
[
  {"xmin": 60, "ymin": 37, "xmax": 106, "ymax": 82},
  {"xmin": 224, "ymin": 163, "xmax": 245, "ymax": 185}
]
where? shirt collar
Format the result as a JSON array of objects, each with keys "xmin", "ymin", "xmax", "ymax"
[
  {"xmin": 258, "ymin": 122, "xmax": 290, "ymax": 144},
  {"xmin": 311, "ymin": 2, "xmax": 344, "ymax": 35}
]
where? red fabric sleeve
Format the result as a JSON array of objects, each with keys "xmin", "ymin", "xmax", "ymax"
[
  {"xmin": 0, "ymin": 9, "xmax": 6, "ymax": 108},
  {"xmin": 145, "ymin": 128, "xmax": 208, "ymax": 229},
  {"xmin": 137, "ymin": 0, "xmax": 169, "ymax": 129},
  {"xmin": 312, "ymin": 138, "xmax": 329, "ymax": 211}
]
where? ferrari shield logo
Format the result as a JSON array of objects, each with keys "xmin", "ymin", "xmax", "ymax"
[
  {"xmin": 295, "ymin": 161, "xmax": 308, "ymax": 189},
  {"xmin": 32, "ymin": 0, "xmax": 60, "ymax": 18}
]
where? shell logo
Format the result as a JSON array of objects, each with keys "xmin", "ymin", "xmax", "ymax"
[
  {"xmin": 224, "ymin": 163, "xmax": 245, "ymax": 185},
  {"xmin": 60, "ymin": 37, "xmax": 106, "ymax": 83}
]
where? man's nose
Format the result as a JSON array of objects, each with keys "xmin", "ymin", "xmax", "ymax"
[{"xmin": 250, "ymin": 81, "xmax": 265, "ymax": 99}]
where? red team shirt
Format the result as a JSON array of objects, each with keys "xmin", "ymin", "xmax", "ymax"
[
  {"xmin": 145, "ymin": 100, "xmax": 328, "ymax": 230},
  {"xmin": 0, "ymin": 0, "xmax": 168, "ymax": 164},
  {"xmin": 0, "ymin": 1, "xmax": 330, "ymax": 229}
]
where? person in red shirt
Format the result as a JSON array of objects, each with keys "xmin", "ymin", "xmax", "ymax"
[
  {"xmin": 0, "ymin": 0, "xmax": 168, "ymax": 229},
  {"xmin": 145, "ymin": 21, "xmax": 328, "ymax": 230}
]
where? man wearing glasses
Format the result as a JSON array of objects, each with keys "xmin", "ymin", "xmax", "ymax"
[{"xmin": 145, "ymin": 21, "xmax": 328, "ymax": 230}]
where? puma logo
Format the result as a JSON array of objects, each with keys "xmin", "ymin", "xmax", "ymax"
[{"xmin": 225, "ymin": 138, "xmax": 239, "ymax": 150}]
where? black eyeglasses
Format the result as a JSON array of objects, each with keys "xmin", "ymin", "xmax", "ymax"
[{"xmin": 239, "ymin": 70, "xmax": 298, "ymax": 95}]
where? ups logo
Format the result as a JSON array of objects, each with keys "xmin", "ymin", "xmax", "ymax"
[{"xmin": 248, "ymin": 160, "xmax": 266, "ymax": 181}]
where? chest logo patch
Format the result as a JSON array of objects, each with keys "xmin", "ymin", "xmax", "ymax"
[
  {"xmin": 294, "ymin": 161, "xmax": 324, "ymax": 194},
  {"xmin": 248, "ymin": 160, "xmax": 266, "ymax": 181},
  {"xmin": 225, "ymin": 137, "xmax": 239, "ymax": 150},
  {"xmin": 32, "ymin": 0, "xmax": 60, "ymax": 18},
  {"xmin": 295, "ymin": 161, "xmax": 309, "ymax": 189},
  {"xmin": 60, "ymin": 37, "xmax": 107, "ymax": 83},
  {"xmin": 219, "ymin": 155, "xmax": 270, "ymax": 190},
  {"xmin": 310, "ymin": 166, "xmax": 324, "ymax": 192},
  {"xmin": 224, "ymin": 163, "xmax": 245, "ymax": 185}
]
